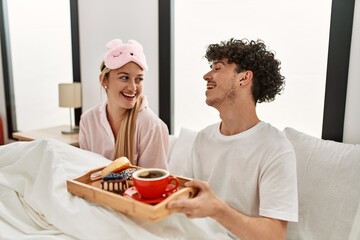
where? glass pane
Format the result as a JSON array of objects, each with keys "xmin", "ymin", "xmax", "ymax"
[
  {"xmin": 174, "ymin": 0, "xmax": 332, "ymax": 137},
  {"xmin": 7, "ymin": 0, "xmax": 73, "ymax": 131}
]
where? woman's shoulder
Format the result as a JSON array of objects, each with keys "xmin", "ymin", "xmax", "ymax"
[
  {"xmin": 137, "ymin": 107, "xmax": 166, "ymax": 127},
  {"xmin": 137, "ymin": 108, "xmax": 168, "ymax": 134},
  {"xmin": 137, "ymin": 97, "xmax": 164, "ymax": 124},
  {"xmin": 81, "ymin": 103, "xmax": 106, "ymax": 120}
]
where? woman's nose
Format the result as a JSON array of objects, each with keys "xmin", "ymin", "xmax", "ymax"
[{"xmin": 128, "ymin": 80, "xmax": 136, "ymax": 90}]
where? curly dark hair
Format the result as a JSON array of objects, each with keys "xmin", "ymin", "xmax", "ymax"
[{"xmin": 204, "ymin": 38, "xmax": 285, "ymax": 103}]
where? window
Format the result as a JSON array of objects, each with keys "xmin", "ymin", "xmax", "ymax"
[
  {"xmin": 172, "ymin": 0, "xmax": 332, "ymax": 137},
  {"xmin": 1, "ymin": 0, "xmax": 79, "ymax": 134}
]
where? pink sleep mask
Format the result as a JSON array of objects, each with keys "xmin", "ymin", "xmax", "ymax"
[{"xmin": 104, "ymin": 39, "xmax": 148, "ymax": 71}]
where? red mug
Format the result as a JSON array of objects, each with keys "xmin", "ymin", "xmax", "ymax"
[{"xmin": 132, "ymin": 168, "xmax": 179, "ymax": 199}]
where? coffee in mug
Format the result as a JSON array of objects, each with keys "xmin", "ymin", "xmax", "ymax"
[
  {"xmin": 132, "ymin": 168, "xmax": 179, "ymax": 199},
  {"xmin": 137, "ymin": 170, "xmax": 165, "ymax": 179}
]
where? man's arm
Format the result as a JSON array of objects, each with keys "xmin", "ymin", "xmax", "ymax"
[{"xmin": 167, "ymin": 179, "xmax": 287, "ymax": 240}]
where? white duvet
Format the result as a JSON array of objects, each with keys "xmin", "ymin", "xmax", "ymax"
[{"xmin": 0, "ymin": 139, "xmax": 230, "ymax": 240}]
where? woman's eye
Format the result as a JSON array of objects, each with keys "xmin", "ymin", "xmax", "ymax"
[
  {"xmin": 120, "ymin": 76, "xmax": 129, "ymax": 80},
  {"xmin": 135, "ymin": 78, "xmax": 144, "ymax": 83}
]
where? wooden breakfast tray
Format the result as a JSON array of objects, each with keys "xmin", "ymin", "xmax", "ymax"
[{"xmin": 67, "ymin": 166, "xmax": 198, "ymax": 221}]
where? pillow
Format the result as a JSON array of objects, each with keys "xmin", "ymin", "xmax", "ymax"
[
  {"xmin": 168, "ymin": 135, "xmax": 178, "ymax": 161},
  {"xmin": 168, "ymin": 128, "xmax": 198, "ymax": 176},
  {"xmin": 349, "ymin": 203, "xmax": 360, "ymax": 240},
  {"xmin": 283, "ymin": 127, "xmax": 360, "ymax": 240}
]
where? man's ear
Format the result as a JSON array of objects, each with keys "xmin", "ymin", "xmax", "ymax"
[{"xmin": 239, "ymin": 70, "xmax": 253, "ymax": 86}]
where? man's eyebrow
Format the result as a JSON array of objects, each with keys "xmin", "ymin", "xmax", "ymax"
[{"xmin": 210, "ymin": 61, "xmax": 225, "ymax": 68}]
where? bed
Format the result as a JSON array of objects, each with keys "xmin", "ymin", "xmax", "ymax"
[
  {"xmin": 4, "ymin": 127, "xmax": 359, "ymax": 239},
  {"xmin": 0, "ymin": 139, "xmax": 230, "ymax": 240}
]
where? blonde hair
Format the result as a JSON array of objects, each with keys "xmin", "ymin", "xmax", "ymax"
[
  {"xmin": 113, "ymin": 96, "xmax": 143, "ymax": 164},
  {"xmin": 100, "ymin": 61, "xmax": 143, "ymax": 165}
]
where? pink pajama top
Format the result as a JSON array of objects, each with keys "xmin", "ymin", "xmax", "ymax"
[{"xmin": 79, "ymin": 96, "xmax": 169, "ymax": 169}]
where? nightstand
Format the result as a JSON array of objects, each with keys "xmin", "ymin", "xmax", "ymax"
[{"xmin": 12, "ymin": 125, "xmax": 79, "ymax": 147}]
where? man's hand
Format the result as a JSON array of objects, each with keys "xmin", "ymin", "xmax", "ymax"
[
  {"xmin": 167, "ymin": 179, "xmax": 287, "ymax": 240},
  {"xmin": 167, "ymin": 179, "xmax": 226, "ymax": 219}
]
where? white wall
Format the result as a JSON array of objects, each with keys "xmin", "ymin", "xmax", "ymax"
[
  {"xmin": 343, "ymin": 0, "xmax": 360, "ymax": 143},
  {"xmin": 78, "ymin": 0, "xmax": 159, "ymax": 113},
  {"xmin": 0, "ymin": 0, "xmax": 359, "ymax": 144}
]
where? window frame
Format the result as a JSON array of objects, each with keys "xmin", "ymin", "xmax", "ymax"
[
  {"xmin": 0, "ymin": 0, "xmax": 81, "ymax": 138},
  {"xmin": 159, "ymin": 0, "xmax": 355, "ymax": 141},
  {"xmin": 1, "ymin": 0, "xmax": 355, "ymax": 141}
]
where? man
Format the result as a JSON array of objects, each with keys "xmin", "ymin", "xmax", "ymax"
[{"xmin": 167, "ymin": 38, "xmax": 298, "ymax": 239}]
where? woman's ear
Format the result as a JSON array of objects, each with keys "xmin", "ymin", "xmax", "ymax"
[{"xmin": 99, "ymin": 74, "xmax": 108, "ymax": 89}]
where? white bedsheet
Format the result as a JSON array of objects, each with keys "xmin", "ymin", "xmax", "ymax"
[{"xmin": 0, "ymin": 139, "xmax": 230, "ymax": 240}]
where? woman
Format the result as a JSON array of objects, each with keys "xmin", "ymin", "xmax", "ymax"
[{"xmin": 79, "ymin": 39, "xmax": 169, "ymax": 169}]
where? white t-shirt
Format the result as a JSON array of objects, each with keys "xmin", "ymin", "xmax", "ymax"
[{"xmin": 185, "ymin": 121, "xmax": 298, "ymax": 222}]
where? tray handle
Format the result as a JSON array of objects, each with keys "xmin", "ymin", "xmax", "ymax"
[{"xmin": 163, "ymin": 187, "xmax": 199, "ymax": 204}]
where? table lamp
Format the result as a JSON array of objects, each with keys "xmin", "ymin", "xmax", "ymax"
[{"xmin": 58, "ymin": 83, "xmax": 82, "ymax": 134}]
